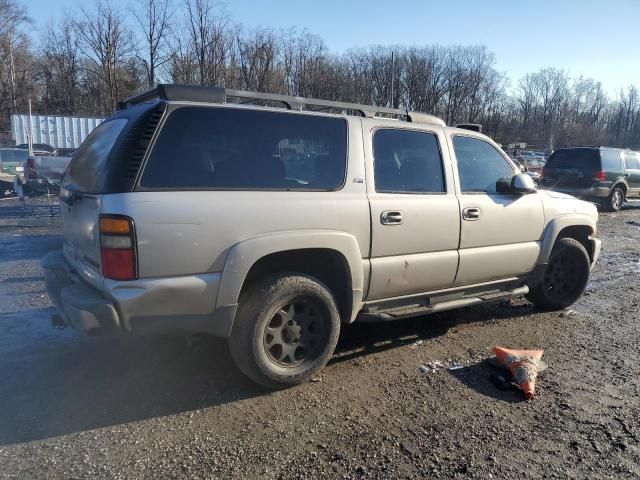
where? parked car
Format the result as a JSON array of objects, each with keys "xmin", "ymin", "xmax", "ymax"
[
  {"xmin": 0, "ymin": 147, "xmax": 27, "ymax": 195},
  {"xmin": 521, "ymin": 156, "xmax": 546, "ymax": 174},
  {"xmin": 23, "ymin": 154, "xmax": 71, "ymax": 194},
  {"xmin": 57, "ymin": 147, "xmax": 77, "ymax": 157},
  {"xmin": 16, "ymin": 143, "xmax": 58, "ymax": 156},
  {"xmin": 42, "ymin": 84, "xmax": 601, "ymax": 388},
  {"xmin": 540, "ymin": 146, "xmax": 640, "ymax": 211}
]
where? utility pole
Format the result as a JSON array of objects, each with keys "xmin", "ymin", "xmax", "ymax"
[
  {"xmin": 390, "ymin": 51, "xmax": 395, "ymax": 108},
  {"xmin": 27, "ymin": 98, "xmax": 33, "ymax": 156}
]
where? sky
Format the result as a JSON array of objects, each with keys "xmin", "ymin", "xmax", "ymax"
[{"xmin": 23, "ymin": 0, "xmax": 640, "ymax": 96}]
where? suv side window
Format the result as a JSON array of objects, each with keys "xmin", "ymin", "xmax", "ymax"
[
  {"xmin": 625, "ymin": 151, "xmax": 640, "ymax": 170},
  {"xmin": 453, "ymin": 136, "xmax": 514, "ymax": 194},
  {"xmin": 601, "ymin": 149, "xmax": 623, "ymax": 171},
  {"xmin": 373, "ymin": 129, "xmax": 445, "ymax": 193},
  {"xmin": 140, "ymin": 107, "xmax": 347, "ymax": 190}
]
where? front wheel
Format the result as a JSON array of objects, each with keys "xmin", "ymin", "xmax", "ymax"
[
  {"xmin": 228, "ymin": 273, "xmax": 340, "ymax": 389},
  {"xmin": 527, "ymin": 237, "xmax": 591, "ymax": 311}
]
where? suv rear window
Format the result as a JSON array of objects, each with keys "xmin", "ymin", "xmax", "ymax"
[
  {"xmin": 140, "ymin": 107, "xmax": 347, "ymax": 190},
  {"xmin": 546, "ymin": 149, "xmax": 600, "ymax": 171},
  {"xmin": 63, "ymin": 119, "xmax": 128, "ymax": 193}
]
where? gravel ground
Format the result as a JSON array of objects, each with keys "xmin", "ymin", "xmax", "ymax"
[{"xmin": 0, "ymin": 196, "xmax": 639, "ymax": 479}]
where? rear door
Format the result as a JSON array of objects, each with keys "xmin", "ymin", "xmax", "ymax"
[
  {"xmin": 624, "ymin": 151, "xmax": 640, "ymax": 197},
  {"xmin": 364, "ymin": 120, "xmax": 460, "ymax": 300},
  {"xmin": 449, "ymin": 134, "xmax": 544, "ymax": 286}
]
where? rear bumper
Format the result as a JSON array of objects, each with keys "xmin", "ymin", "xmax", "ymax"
[
  {"xmin": 545, "ymin": 186, "xmax": 610, "ymax": 199},
  {"xmin": 42, "ymin": 250, "xmax": 236, "ymax": 337},
  {"xmin": 42, "ymin": 251, "xmax": 119, "ymax": 332}
]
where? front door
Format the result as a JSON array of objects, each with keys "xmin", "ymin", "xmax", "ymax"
[
  {"xmin": 365, "ymin": 121, "xmax": 460, "ymax": 300},
  {"xmin": 449, "ymin": 135, "xmax": 544, "ymax": 286}
]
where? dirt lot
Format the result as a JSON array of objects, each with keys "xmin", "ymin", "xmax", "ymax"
[{"xmin": 0, "ymin": 196, "xmax": 638, "ymax": 479}]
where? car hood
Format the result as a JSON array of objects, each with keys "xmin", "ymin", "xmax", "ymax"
[{"xmin": 538, "ymin": 189, "xmax": 599, "ymax": 224}]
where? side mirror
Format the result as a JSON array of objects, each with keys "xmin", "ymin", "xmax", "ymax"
[
  {"xmin": 511, "ymin": 172, "xmax": 537, "ymax": 194},
  {"xmin": 496, "ymin": 173, "xmax": 537, "ymax": 194}
]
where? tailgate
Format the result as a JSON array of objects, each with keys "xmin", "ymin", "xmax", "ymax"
[{"xmin": 61, "ymin": 194, "xmax": 103, "ymax": 279}]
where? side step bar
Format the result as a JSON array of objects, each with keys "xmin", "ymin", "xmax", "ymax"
[{"xmin": 357, "ymin": 285, "xmax": 529, "ymax": 323}]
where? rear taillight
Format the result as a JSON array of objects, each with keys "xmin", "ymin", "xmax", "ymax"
[
  {"xmin": 99, "ymin": 215, "xmax": 137, "ymax": 280},
  {"xmin": 541, "ymin": 167, "xmax": 547, "ymax": 179},
  {"xmin": 593, "ymin": 170, "xmax": 607, "ymax": 182},
  {"xmin": 26, "ymin": 157, "xmax": 36, "ymax": 179}
]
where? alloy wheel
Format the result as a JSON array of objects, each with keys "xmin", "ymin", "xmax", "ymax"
[{"xmin": 262, "ymin": 299, "xmax": 328, "ymax": 367}]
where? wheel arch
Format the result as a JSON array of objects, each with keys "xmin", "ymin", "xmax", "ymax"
[
  {"xmin": 539, "ymin": 214, "xmax": 598, "ymax": 264},
  {"xmin": 612, "ymin": 181, "xmax": 628, "ymax": 195},
  {"xmin": 216, "ymin": 231, "xmax": 365, "ymax": 332}
]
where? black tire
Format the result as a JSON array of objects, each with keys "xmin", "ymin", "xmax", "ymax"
[
  {"xmin": 228, "ymin": 273, "xmax": 341, "ymax": 389},
  {"xmin": 603, "ymin": 186, "xmax": 624, "ymax": 212},
  {"xmin": 527, "ymin": 237, "xmax": 591, "ymax": 311}
]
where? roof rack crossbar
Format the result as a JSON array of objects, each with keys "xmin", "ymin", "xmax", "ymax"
[{"xmin": 119, "ymin": 84, "xmax": 447, "ymax": 127}]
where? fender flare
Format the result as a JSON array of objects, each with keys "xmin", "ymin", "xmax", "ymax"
[
  {"xmin": 214, "ymin": 230, "xmax": 366, "ymax": 333},
  {"xmin": 538, "ymin": 214, "xmax": 597, "ymax": 264},
  {"xmin": 611, "ymin": 181, "xmax": 628, "ymax": 194}
]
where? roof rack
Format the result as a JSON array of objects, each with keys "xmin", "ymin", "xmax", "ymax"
[
  {"xmin": 118, "ymin": 84, "xmax": 446, "ymax": 127},
  {"xmin": 455, "ymin": 123, "xmax": 482, "ymax": 133}
]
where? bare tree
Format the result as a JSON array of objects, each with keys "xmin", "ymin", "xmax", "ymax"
[
  {"xmin": 183, "ymin": 0, "xmax": 231, "ymax": 85},
  {"xmin": 131, "ymin": 0, "xmax": 172, "ymax": 87},
  {"xmin": 39, "ymin": 19, "xmax": 80, "ymax": 114},
  {"xmin": 74, "ymin": 0, "xmax": 137, "ymax": 113},
  {"xmin": 235, "ymin": 27, "xmax": 278, "ymax": 92},
  {"xmin": 2, "ymin": 0, "xmax": 640, "ymax": 150},
  {"xmin": 0, "ymin": 0, "xmax": 31, "ymax": 115}
]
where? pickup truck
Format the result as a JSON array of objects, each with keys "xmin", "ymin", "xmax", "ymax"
[
  {"xmin": 24, "ymin": 154, "xmax": 71, "ymax": 194},
  {"xmin": 42, "ymin": 85, "xmax": 601, "ymax": 388}
]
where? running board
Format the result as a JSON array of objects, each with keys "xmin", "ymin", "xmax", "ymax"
[{"xmin": 357, "ymin": 285, "xmax": 529, "ymax": 323}]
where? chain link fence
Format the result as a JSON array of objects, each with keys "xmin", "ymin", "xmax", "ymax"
[{"xmin": 0, "ymin": 131, "xmax": 16, "ymax": 147}]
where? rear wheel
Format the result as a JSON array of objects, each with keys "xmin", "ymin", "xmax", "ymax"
[
  {"xmin": 527, "ymin": 237, "xmax": 591, "ymax": 311},
  {"xmin": 228, "ymin": 273, "xmax": 340, "ymax": 389},
  {"xmin": 604, "ymin": 187, "xmax": 624, "ymax": 212}
]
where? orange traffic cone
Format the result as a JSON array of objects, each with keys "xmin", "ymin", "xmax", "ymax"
[{"xmin": 493, "ymin": 347, "xmax": 544, "ymax": 400}]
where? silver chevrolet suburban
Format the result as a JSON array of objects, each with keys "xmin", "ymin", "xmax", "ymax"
[{"xmin": 43, "ymin": 85, "xmax": 601, "ymax": 388}]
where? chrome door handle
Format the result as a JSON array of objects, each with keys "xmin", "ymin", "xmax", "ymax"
[
  {"xmin": 462, "ymin": 207, "xmax": 481, "ymax": 221},
  {"xmin": 381, "ymin": 211, "xmax": 403, "ymax": 225}
]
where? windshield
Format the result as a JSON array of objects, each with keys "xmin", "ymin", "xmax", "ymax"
[{"xmin": 62, "ymin": 119, "xmax": 127, "ymax": 193}]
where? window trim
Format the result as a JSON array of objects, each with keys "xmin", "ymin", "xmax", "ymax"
[
  {"xmin": 451, "ymin": 133, "xmax": 517, "ymax": 195},
  {"xmin": 135, "ymin": 104, "xmax": 350, "ymax": 193},
  {"xmin": 372, "ymin": 126, "xmax": 448, "ymax": 195}
]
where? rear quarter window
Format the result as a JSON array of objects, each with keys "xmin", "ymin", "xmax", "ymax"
[
  {"xmin": 140, "ymin": 107, "xmax": 348, "ymax": 190},
  {"xmin": 63, "ymin": 119, "xmax": 128, "ymax": 193},
  {"xmin": 601, "ymin": 150, "xmax": 623, "ymax": 171}
]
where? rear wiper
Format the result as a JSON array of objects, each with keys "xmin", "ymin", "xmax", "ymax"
[{"xmin": 60, "ymin": 187, "xmax": 83, "ymax": 206}]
